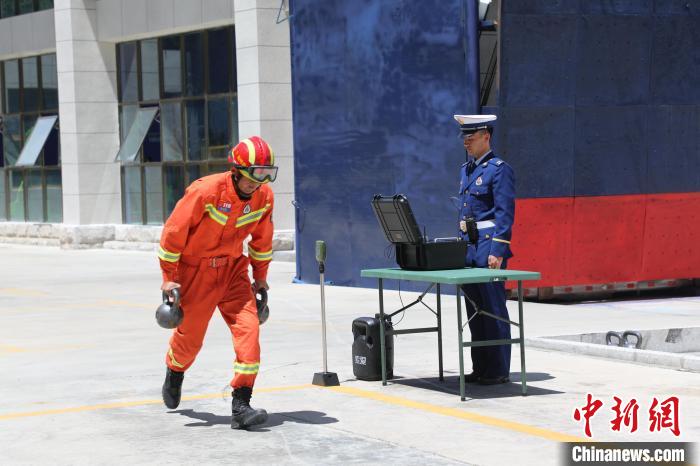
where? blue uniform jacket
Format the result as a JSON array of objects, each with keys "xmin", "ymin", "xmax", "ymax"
[{"xmin": 458, "ymin": 151, "xmax": 515, "ymax": 262}]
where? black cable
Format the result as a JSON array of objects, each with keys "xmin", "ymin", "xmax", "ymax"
[
  {"xmin": 384, "ymin": 243, "xmax": 394, "ymax": 260},
  {"xmin": 392, "ymin": 280, "xmax": 406, "ymax": 327}
]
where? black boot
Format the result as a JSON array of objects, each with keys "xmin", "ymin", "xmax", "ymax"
[
  {"xmin": 162, "ymin": 368, "xmax": 184, "ymax": 409},
  {"xmin": 231, "ymin": 386, "xmax": 268, "ymax": 429}
]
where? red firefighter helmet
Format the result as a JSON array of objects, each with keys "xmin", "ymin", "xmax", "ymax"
[{"xmin": 228, "ymin": 136, "xmax": 277, "ymax": 184}]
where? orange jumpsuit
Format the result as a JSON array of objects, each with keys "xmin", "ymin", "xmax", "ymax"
[{"xmin": 157, "ymin": 171, "xmax": 274, "ymax": 389}]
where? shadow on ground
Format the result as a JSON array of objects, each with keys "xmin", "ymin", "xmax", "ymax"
[
  {"xmin": 387, "ymin": 371, "xmax": 562, "ymax": 399},
  {"xmin": 524, "ymin": 286, "xmax": 700, "ymax": 305},
  {"xmin": 171, "ymin": 409, "xmax": 339, "ymax": 430}
]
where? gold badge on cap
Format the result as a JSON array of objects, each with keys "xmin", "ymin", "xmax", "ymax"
[{"xmin": 476, "ymin": 176, "xmax": 483, "ymax": 186}]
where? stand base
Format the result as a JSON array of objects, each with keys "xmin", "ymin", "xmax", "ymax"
[{"xmin": 312, "ymin": 372, "xmax": 340, "ymax": 387}]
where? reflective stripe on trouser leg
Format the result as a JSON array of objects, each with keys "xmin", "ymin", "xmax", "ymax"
[
  {"xmin": 218, "ymin": 259, "xmax": 261, "ymax": 389},
  {"xmin": 226, "ymin": 305, "xmax": 260, "ymax": 388},
  {"xmin": 234, "ymin": 361, "xmax": 260, "ymax": 374}
]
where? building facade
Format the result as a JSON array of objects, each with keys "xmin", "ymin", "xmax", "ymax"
[{"xmin": 0, "ymin": 0, "xmax": 294, "ymax": 246}]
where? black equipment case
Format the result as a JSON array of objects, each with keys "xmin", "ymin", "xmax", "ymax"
[{"xmin": 371, "ymin": 195, "xmax": 467, "ymax": 271}]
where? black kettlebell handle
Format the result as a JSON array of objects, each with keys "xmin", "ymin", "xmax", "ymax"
[
  {"xmin": 256, "ymin": 288, "xmax": 267, "ymax": 305},
  {"xmin": 163, "ymin": 287, "xmax": 181, "ymax": 306}
]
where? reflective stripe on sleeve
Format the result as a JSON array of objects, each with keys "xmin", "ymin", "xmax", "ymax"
[
  {"xmin": 248, "ymin": 246, "xmax": 273, "ymax": 262},
  {"xmin": 158, "ymin": 246, "xmax": 181, "ymax": 263},
  {"xmin": 492, "ymin": 238, "xmax": 511, "ymax": 244}
]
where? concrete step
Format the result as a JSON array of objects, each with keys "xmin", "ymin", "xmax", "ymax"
[
  {"xmin": 0, "ymin": 236, "xmax": 61, "ymax": 247},
  {"xmin": 102, "ymin": 241, "xmax": 158, "ymax": 251},
  {"xmin": 273, "ymin": 250, "xmax": 296, "ymax": 262}
]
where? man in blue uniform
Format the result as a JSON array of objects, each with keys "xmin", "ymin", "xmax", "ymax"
[{"xmin": 454, "ymin": 114, "xmax": 515, "ymax": 385}]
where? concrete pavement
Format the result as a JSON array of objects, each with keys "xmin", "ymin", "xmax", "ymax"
[{"xmin": 1, "ymin": 244, "xmax": 698, "ymax": 465}]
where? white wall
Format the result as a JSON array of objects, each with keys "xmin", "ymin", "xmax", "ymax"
[
  {"xmin": 2, "ymin": 0, "xmax": 295, "ymax": 231},
  {"xmin": 0, "ymin": 9, "xmax": 55, "ymax": 59},
  {"xmin": 234, "ymin": 0, "xmax": 294, "ymax": 230},
  {"xmin": 96, "ymin": 0, "xmax": 236, "ymax": 42},
  {"xmin": 56, "ymin": 0, "xmax": 121, "ymax": 224}
]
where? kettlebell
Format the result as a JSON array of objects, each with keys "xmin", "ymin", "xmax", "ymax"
[
  {"xmin": 622, "ymin": 330, "xmax": 642, "ymax": 349},
  {"xmin": 606, "ymin": 331, "xmax": 622, "ymax": 346},
  {"xmin": 156, "ymin": 288, "xmax": 183, "ymax": 329},
  {"xmin": 256, "ymin": 288, "xmax": 269, "ymax": 325}
]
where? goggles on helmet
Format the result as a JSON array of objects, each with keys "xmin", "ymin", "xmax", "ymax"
[{"xmin": 236, "ymin": 165, "xmax": 278, "ymax": 183}]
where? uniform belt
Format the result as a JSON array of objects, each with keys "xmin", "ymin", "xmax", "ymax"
[
  {"xmin": 180, "ymin": 255, "xmax": 236, "ymax": 268},
  {"xmin": 476, "ymin": 220, "xmax": 495, "ymax": 229}
]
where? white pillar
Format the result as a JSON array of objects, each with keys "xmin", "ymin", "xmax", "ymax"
[
  {"xmin": 55, "ymin": 0, "xmax": 121, "ymax": 224},
  {"xmin": 234, "ymin": 0, "xmax": 294, "ymax": 230}
]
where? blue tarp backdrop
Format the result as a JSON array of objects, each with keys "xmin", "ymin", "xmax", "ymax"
[{"xmin": 290, "ymin": 0, "xmax": 479, "ymax": 287}]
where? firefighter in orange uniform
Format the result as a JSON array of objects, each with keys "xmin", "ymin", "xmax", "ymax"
[{"xmin": 157, "ymin": 136, "xmax": 277, "ymax": 429}]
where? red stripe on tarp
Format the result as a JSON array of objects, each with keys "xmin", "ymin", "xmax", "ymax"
[
  {"xmin": 506, "ymin": 193, "xmax": 700, "ymax": 289},
  {"xmin": 508, "ymin": 197, "xmax": 573, "ymax": 288},
  {"xmin": 569, "ymin": 195, "xmax": 646, "ymax": 284},
  {"xmin": 642, "ymin": 193, "xmax": 700, "ymax": 280}
]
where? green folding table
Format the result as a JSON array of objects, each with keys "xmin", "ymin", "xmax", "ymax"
[{"xmin": 360, "ymin": 267, "xmax": 541, "ymax": 400}]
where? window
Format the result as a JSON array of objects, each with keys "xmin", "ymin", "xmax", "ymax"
[
  {"xmin": 161, "ymin": 36, "xmax": 182, "ymax": 99},
  {"xmin": 21, "ymin": 57, "xmax": 39, "ymax": 112},
  {"xmin": 186, "ymin": 100, "xmax": 205, "ymax": 161},
  {"xmin": 0, "ymin": 53, "xmax": 61, "ymax": 223},
  {"xmin": 9, "ymin": 170, "xmax": 24, "ymax": 220},
  {"xmin": 142, "ymin": 111, "xmax": 161, "ymax": 163},
  {"xmin": 208, "ymin": 28, "xmax": 230, "ymax": 95},
  {"xmin": 479, "ymin": 0, "xmax": 499, "ymax": 107},
  {"xmin": 0, "ymin": 0, "xmax": 53, "ymax": 19},
  {"xmin": 115, "ymin": 107, "xmax": 158, "ymax": 162},
  {"xmin": 161, "ymin": 101, "xmax": 183, "ymax": 162},
  {"xmin": 140, "ymin": 40, "xmax": 159, "ymax": 102},
  {"xmin": 0, "ymin": 0, "xmax": 16, "ymax": 18},
  {"xmin": 122, "ymin": 165, "xmax": 142, "ymax": 224},
  {"xmin": 3, "ymin": 60, "xmax": 21, "ymax": 114},
  {"xmin": 18, "ymin": 0, "xmax": 32, "ymax": 15},
  {"xmin": 184, "ymin": 33, "xmax": 204, "ymax": 97},
  {"xmin": 3, "ymin": 114, "xmax": 21, "ymax": 166},
  {"xmin": 116, "ymin": 26, "xmax": 239, "ymax": 225},
  {"xmin": 207, "ymin": 97, "xmax": 229, "ymax": 158},
  {"xmin": 0, "ymin": 169, "xmax": 5, "ymax": 220},
  {"xmin": 118, "ymin": 42, "xmax": 138, "ymax": 103},
  {"xmin": 15, "ymin": 115, "xmax": 57, "ymax": 166},
  {"xmin": 41, "ymin": 55, "xmax": 57, "ymax": 110}
]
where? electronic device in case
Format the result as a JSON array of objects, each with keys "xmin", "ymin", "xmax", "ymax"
[{"xmin": 371, "ymin": 194, "xmax": 467, "ymax": 271}]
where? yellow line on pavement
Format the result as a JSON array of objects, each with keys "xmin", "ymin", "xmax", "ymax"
[
  {"xmin": 0, "ymin": 380, "xmax": 593, "ymax": 442},
  {"xmin": 327, "ymin": 385, "xmax": 587, "ymax": 443},
  {"xmin": 0, "ymin": 344, "xmax": 90, "ymax": 354},
  {"xmin": 0, "ymin": 344, "xmax": 28, "ymax": 353},
  {"xmin": 0, "ymin": 288, "xmax": 47, "ymax": 297},
  {"xmin": 0, "ymin": 384, "xmax": 313, "ymax": 421}
]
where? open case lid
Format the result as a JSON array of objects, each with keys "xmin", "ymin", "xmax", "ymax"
[{"xmin": 371, "ymin": 194, "xmax": 423, "ymax": 244}]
